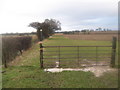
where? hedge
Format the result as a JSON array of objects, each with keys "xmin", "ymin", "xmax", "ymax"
[{"xmin": 2, "ymin": 36, "xmax": 32, "ymax": 67}]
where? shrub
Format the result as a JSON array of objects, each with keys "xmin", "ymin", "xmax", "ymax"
[{"xmin": 2, "ymin": 36, "xmax": 32, "ymax": 67}]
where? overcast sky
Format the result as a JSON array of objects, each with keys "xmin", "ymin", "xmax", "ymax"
[{"xmin": 0, "ymin": 0, "xmax": 119, "ymax": 33}]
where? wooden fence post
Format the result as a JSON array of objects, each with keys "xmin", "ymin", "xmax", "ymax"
[
  {"xmin": 40, "ymin": 42, "xmax": 43, "ymax": 68},
  {"xmin": 111, "ymin": 37, "xmax": 117, "ymax": 67},
  {"xmin": 58, "ymin": 46, "xmax": 60, "ymax": 67},
  {"xmin": 96, "ymin": 46, "xmax": 98, "ymax": 65},
  {"xmin": 77, "ymin": 46, "xmax": 79, "ymax": 67}
]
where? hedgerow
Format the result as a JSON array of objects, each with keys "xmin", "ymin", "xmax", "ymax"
[{"xmin": 2, "ymin": 36, "xmax": 32, "ymax": 67}]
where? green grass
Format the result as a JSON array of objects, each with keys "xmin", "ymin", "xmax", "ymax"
[{"xmin": 2, "ymin": 34, "xmax": 118, "ymax": 88}]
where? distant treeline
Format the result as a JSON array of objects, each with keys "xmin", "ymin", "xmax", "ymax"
[
  {"xmin": 61, "ymin": 30, "xmax": 118, "ymax": 35},
  {"xmin": 2, "ymin": 36, "xmax": 33, "ymax": 68}
]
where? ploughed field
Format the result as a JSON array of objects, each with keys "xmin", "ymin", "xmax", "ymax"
[{"xmin": 64, "ymin": 33, "xmax": 117, "ymax": 41}]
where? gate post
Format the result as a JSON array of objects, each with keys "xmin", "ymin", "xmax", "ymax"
[
  {"xmin": 58, "ymin": 46, "xmax": 60, "ymax": 67},
  {"xmin": 39, "ymin": 29, "xmax": 43, "ymax": 69},
  {"xmin": 40, "ymin": 42, "xmax": 43, "ymax": 68},
  {"xmin": 77, "ymin": 46, "xmax": 80, "ymax": 67},
  {"xmin": 111, "ymin": 37, "xmax": 117, "ymax": 67}
]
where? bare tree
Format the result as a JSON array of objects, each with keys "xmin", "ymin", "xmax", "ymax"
[{"xmin": 29, "ymin": 19, "xmax": 61, "ymax": 40}]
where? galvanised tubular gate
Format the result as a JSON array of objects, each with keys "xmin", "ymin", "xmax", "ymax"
[{"xmin": 40, "ymin": 37, "xmax": 117, "ymax": 68}]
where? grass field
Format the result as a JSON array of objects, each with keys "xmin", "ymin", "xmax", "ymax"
[{"xmin": 2, "ymin": 34, "xmax": 118, "ymax": 88}]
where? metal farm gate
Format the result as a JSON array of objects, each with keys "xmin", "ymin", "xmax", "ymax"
[{"xmin": 39, "ymin": 37, "xmax": 117, "ymax": 68}]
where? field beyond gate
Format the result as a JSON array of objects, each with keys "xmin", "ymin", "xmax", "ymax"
[{"xmin": 42, "ymin": 34, "xmax": 116, "ymax": 68}]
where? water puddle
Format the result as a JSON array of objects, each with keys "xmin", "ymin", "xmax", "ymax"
[{"xmin": 44, "ymin": 66, "xmax": 116, "ymax": 77}]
